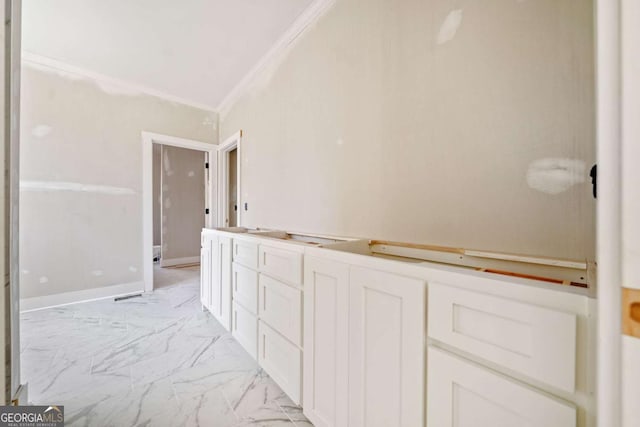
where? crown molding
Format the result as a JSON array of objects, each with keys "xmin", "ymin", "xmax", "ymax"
[
  {"xmin": 21, "ymin": 51, "xmax": 217, "ymax": 113},
  {"xmin": 217, "ymin": 0, "xmax": 336, "ymax": 120}
]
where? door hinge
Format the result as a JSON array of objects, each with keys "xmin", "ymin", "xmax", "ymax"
[
  {"xmin": 205, "ymin": 162, "xmax": 209, "ymax": 169},
  {"xmin": 205, "ymin": 208, "xmax": 210, "ymax": 214}
]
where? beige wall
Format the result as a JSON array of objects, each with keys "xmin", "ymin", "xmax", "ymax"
[
  {"xmin": 160, "ymin": 145, "xmax": 205, "ymax": 263},
  {"xmin": 20, "ymin": 63, "xmax": 216, "ymax": 302},
  {"xmin": 221, "ymin": 0, "xmax": 595, "ymax": 261}
]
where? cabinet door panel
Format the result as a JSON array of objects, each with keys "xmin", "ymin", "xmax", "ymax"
[
  {"xmin": 210, "ymin": 235, "xmax": 221, "ymax": 317},
  {"xmin": 200, "ymin": 247, "xmax": 211, "ymax": 309},
  {"xmin": 200, "ymin": 234, "xmax": 216, "ymax": 311},
  {"xmin": 349, "ymin": 267, "xmax": 426, "ymax": 427},
  {"xmin": 212, "ymin": 236, "xmax": 232, "ymax": 330},
  {"xmin": 303, "ymin": 256, "xmax": 350, "ymax": 427},
  {"xmin": 427, "ymin": 347, "xmax": 576, "ymax": 427}
]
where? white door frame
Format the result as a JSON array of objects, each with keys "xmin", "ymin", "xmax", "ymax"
[
  {"xmin": 596, "ymin": 0, "xmax": 623, "ymax": 426},
  {"xmin": 142, "ymin": 131, "xmax": 217, "ymax": 292},
  {"xmin": 218, "ymin": 130, "xmax": 242, "ymax": 228}
]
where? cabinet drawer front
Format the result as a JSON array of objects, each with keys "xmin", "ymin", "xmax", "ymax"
[
  {"xmin": 233, "ymin": 262, "xmax": 259, "ymax": 314},
  {"xmin": 258, "ymin": 321, "xmax": 302, "ymax": 405},
  {"xmin": 428, "ymin": 282, "xmax": 577, "ymax": 393},
  {"xmin": 259, "ymin": 274, "xmax": 303, "ymax": 346},
  {"xmin": 232, "ymin": 302, "xmax": 258, "ymax": 359},
  {"xmin": 233, "ymin": 239, "xmax": 259, "ymax": 269},
  {"xmin": 427, "ymin": 347, "xmax": 576, "ymax": 427},
  {"xmin": 259, "ymin": 245, "xmax": 303, "ymax": 285}
]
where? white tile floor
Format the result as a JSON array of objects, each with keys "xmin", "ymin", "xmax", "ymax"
[{"xmin": 21, "ymin": 265, "xmax": 312, "ymax": 427}]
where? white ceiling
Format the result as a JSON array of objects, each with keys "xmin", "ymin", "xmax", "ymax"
[{"xmin": 22, "ymin": 0, "xmax": 314, "ymax": 110}]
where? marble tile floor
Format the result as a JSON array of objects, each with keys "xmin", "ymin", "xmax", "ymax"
[{"xmin": 20, "ymin": 265, "xmax": 312, "ymax": 427}]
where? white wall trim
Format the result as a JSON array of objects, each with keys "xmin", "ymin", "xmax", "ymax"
[
  {"xmin": 142, "ymin": 132, "xmax": 218, "ymax": 293},
  {"xmin": 20, "ymin": 281, "xmax": 144, "ymax": 312},
  {"xmin": 596, "ymin": 0, "xmax": 623, "ymax": 425},
  {"xmin": 159, "ymin": 256, "xmax": 200, "ymax": 268},
  {"xmin": 218, "ymin": 130, "xmax": 242, "ymax": 227},
  {"xmin": 217, "ymin": 0, "xmax": 336, "ymax": 118},
  {"xmin": 22, "ymin": 52, "xmax": 217, "ymax": 112}
]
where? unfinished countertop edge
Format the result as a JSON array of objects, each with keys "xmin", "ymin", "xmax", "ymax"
[
  {"xmin": 202, "ymin": 227, "xmax": 594, "ymax": 299},
  {"xmin": 202, "ymin": 227, "xmax": 358, "ymax": 249},
  {"xmin": 304, "ymin": 243, "xmax": 593, "ymax": 305}
]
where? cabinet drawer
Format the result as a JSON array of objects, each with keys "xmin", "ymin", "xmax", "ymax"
[
  {"xmin": 232, "ymin": 262, "xmax": 259, "ymax": 314},
  {"xmin": 233, "ymin": 239, "xmax": 259, "ymax": 269},
  {"xmin": 258, "ymin": 321, "xmax": 302, "ymax": 405},
  {"xmin": 259, "ymin": 274, "xmax": 303, "ymax": 346},
  {"xmin": 427, "ymin": 347, "xmax": 576, "ymax": 427},
  {"xmin": 259, "ymin": 245, "xmax": 303, "ymax": 285},
  {"xmin": 232, "ymin": 302, "xmax": 258, "ymax": 359},
  {"xmin": 428, "ymin": 282, "xmax": 577, "ymax": 393}
]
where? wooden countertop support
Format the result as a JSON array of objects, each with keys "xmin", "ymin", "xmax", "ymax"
[{"xmin": 623, "ymin": 287, "xmax": 640, "ymax": 338}]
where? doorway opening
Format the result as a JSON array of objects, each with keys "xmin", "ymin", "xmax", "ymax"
[
  {"xmin": 142, "ymin": 132, "xmax": 217, "ymax": 292},
  {"xmin": 152, "ymin": 144, "xmax": 206, "ymax": 288},
  {"xmin": 218, "ymin": 131, "xmax": 242, "ymax": 228}
]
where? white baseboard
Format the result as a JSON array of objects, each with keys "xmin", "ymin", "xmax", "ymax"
[
  {"xmin": 160, "ymin": 256, "xmax": 200, "ymax": 267},
  {"xmin": 20, "ymin": 281, "xmax": 144, "ymax": 312}
]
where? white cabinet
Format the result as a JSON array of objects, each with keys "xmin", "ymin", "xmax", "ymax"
[
  {"xmin": 210, "ymin": 236, "xmax": 233, "ymax": 330},
  {"xmin": 232, "ymin": 301, "xmax": 258, "ymax": 359},
  {"xmin": 428, "ymin": 282, "xmax": 577, "ymax": 393},
  {"xmin": 303, "ymin": 256, "xmax": 350, "ymax": 427},
  {"xmin": 348, "ymin": 266, "xmax": 426, "ymax": 427},
  {"xmin": 259, "ymin": 274, "xmax": 303, "ymax": 346},
  {"xmin": 427, "ymin": 347, "xmax": 576, "ymax": 427},
  {"xmin": 232, "ymin": 262, "xmax": 259, "ymax": 314},
  {"xmin": 258, "ymin": 321, "xmax": 303, "ymax": 405}
]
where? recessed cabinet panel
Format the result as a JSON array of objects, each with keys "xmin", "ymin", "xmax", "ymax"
[
  {"xmin": 233, "ymin": 239, "xmax": 259, "ymax": 269},
  {"xmin": 428, "ymin": 282, "xmax": 577, "ymax": 393},
  {"xmin": 200, "ymin": 247, "xmax": 211, "ymax": 310},
  {"xmin": 211, "ymin": 236, "xmax": 233, "ymax": 330},
  {"xmin": 200, "ymin": 233, "xmax": 216, "ymax": 311},
  {"xmin": 303, "ymin": 256, "xmax": 350, "ymax": 427},
  {"xmin": 232, "ymin": 301, "xmax": 258, "ymax": 359},
  {"xmin": 427, "ymin": 347, "xmax": 576, "ymax": 427},
  {"xmin": 258, "ymin": 321, "xmax": 302, "ymax": 405},
  {"xmin": 259, "ymin": 244, "xmax": 303, "ymax": 285},
  {"xmin": 232, "ymin": 262, "xmax": 259, "ymax": 314},
  {"xmin": 348, "ymin": 267, "xmax": 426, "ymax": 427},
  {"xmin": 259, "ymin": 274, "xmax": 303, "ymax": 346}
]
